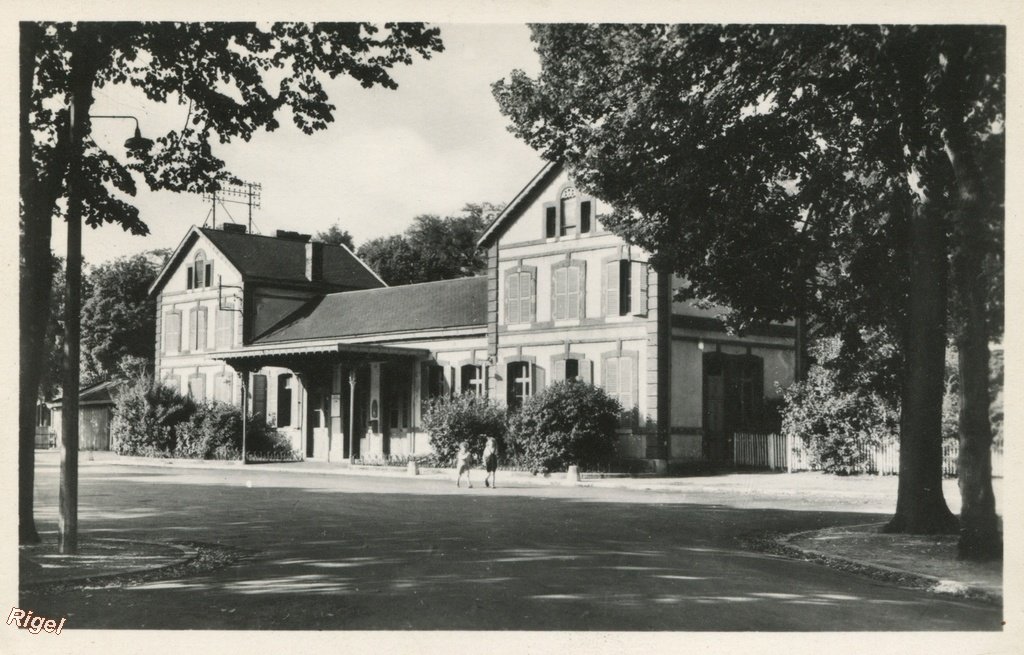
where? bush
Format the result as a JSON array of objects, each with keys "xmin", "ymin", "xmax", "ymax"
[
  {"xmin": 178, "ymin": 403, "xmax": 294, "ymax": 460},
  {"xmin": 781, "ymin": 358, "xmax": 899, "ymax": 475},
  {"xmin": 421, "ymin": 394, "xmax": 507, "ymax": 466},
  {"xmin": 506, "ymin": 380, "xmax": 620, "ymax": 473},
  {"xmin": 111, "ymin": 375, "xmax": 195, "ymax": 456}
]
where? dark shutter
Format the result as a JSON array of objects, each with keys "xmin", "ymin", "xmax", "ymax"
[
  {"xmin": 186, "ymin": 266, "xmax": 193, "ymax": 290},
  {"xmin": 545, "ymin": 205, "xmax": 557, "ymax": 238},
  {"xmin": 580, "ymin": 200, "xmax": 592, "ymax": 233},
  {"xmin": 251, "ymin": 374, "xmax": 268, "ymax": 417}
]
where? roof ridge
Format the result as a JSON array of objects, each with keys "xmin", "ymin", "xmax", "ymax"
[{"xmin": 321, "ymin": 275, "xmax": 485, "ymax": 298}]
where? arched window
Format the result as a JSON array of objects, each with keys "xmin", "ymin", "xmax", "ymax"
[{"xmin": 187, "ymin": 249, "xmax": 213, "ymax": 290}]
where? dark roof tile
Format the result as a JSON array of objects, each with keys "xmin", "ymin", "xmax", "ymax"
[{"xmin": 255, "ymin": 276, "xmax": 487, "ymax": 343}]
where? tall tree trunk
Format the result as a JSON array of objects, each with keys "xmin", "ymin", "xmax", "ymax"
[
  {"xmin": 942, "ymin": 135, "xmax": 1001, "ymax": 562},
  {"xmin": 885, "ymin": 200, "xmax": 958, "ymax": 534},
  {"xmin": 19, "ymin": 22, "xmax": 47, "ymax": 545}
]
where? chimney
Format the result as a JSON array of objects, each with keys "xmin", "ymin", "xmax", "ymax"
[
  {"xmin": 221, "ymin": 222, "xmax": 247, "ymax": 234},
  {"xmin": 306, "ymin": 241, "xmax": 324, "ymax": 281}
]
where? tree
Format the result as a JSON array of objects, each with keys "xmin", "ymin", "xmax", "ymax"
[
  {"xmin": 356, "ymin": 202, "xmax": 500, "ymax": 285},
  {"xmin": 493, "ymin": 25, "xmax": 1002, "ymax": 557},
  {"xmin": 20, "ymin": 21, "xmax": 444, "ymax": 544},
  {"xmin": 314, "ymin": 223, "xmax": 356, "ymax": 250},
  {"xmin": 80, "ymin": 253, "xmax": 163, "ymax": 382}
]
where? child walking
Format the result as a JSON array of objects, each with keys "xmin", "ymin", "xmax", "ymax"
[
  {"xmin": 455, "ymin": 441, "xmax": 473, "ymax": 488},
  {"xmin": 483, "ymin": 437, "xmax": 498, "ymax": 488}
]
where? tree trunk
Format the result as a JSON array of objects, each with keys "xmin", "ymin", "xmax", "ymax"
[
  {"xmin": 884, "ymin": 201, "xmax": 958, "ymax": 534},
  {"xmin": 942, "ymin": 131, "xmax": 1001, "ymax": 562},
  {"xmin": 19, "ymin": 22, "xmax": 47, "ymax": 545}
]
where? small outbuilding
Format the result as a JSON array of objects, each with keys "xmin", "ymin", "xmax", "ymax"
[{"xmin": 48, "ymin": 380, "xmax": 120, "ymax": 451}]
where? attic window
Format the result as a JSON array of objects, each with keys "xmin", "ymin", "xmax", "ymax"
[{"xmin": 190, "ymin": 250, "xmax": 213, "ymax": 289}]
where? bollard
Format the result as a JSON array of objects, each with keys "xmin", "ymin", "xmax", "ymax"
[
  {"xmin": 407, "ymin": 460, "xmax": 419, "ymax": 476},
  {"xmin": 565, "ymin": 465, "xmax": 580, "ymax": 485}
]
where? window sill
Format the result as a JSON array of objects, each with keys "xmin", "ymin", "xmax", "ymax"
[
  {"xmin": 506, "ymin": 323, "xmax": 532, "ymax": 331},
  {"xmin": 552, "ymin": 319, "xmax": 581, "ymax": 328}
]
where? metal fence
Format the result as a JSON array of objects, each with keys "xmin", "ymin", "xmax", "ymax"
[{"xmin": 733, "ymin": 432, "xmax": 1003, "ymax": 477}]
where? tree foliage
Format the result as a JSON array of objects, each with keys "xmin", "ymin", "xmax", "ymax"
[
  {"xmin": 19, "ymin": 20, "xmax": 443, "ymax": 544},
  {"xmin": 357, "ymin": 202, "xmax": 501, "ymax": 285},
  {"xmin": 314, "ymin": 223, "xmax": 356, "ymax": 250},
  {"xmin": 494, "ymin": 24, "xmax": 1003, "ymax": 555},
  {"xmin": 80, "ymin": 253, "xmax": 162, "ymax": 382}
]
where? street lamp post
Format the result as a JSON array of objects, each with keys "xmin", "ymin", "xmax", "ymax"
[{"xmin": 58, "ymin": 110, "xmax": 150, "ymax": 555}]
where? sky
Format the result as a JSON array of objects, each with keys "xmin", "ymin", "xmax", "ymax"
[{"xmin": 51, "ymin": 23, "xmax": 546, "ymax": 265}]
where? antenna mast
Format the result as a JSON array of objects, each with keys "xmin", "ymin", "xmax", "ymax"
[{"xmin": 202, "ymin": 181, "xmax": 262, "ymax": 232}]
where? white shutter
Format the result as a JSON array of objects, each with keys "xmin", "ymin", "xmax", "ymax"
[
  {"xmin": 578, "ymin": 359, "xmax": 593, "ymax": 385},
  {"xmin": 554, "ymin": 359, "xmax": 566, "ymax": 383},
  {"xmin": 631, "ymin": 262, "xmax": 648, "ymax": 316}
]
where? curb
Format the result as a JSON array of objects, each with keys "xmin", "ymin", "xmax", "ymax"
[
  {"xmin": 20, "ymin": 538, "xmax": 199, "ymax": 590},
  {"xmin": 758, "ymin": 528, "xmax": 1002, "ymax": 606}
]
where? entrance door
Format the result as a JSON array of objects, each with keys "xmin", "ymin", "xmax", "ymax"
[{"xmin": 702, "ymin": 352, "xmax": 765, "ymax": 463}]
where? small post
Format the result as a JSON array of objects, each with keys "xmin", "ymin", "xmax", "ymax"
[
  {"xmin": 239, "ymin": 371, "xmax": 249, "ymax": 465},
  {"xmin": 565, "ymin": 465, "xmax": 580, "ymax": 485},
  {"xmin": 348, "ymin": 369, "xmax": 357, "ymax": 465}
]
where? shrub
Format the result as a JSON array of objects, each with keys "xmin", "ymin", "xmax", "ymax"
[
  {"xmin": 111, "ymin": 375, "xmax": 195, "ymax": 456},
  {"xmin": 421, "ymin": 394, "xmax": 507, "ymax": 466},
  {"xmin": 781, "ymin": 363, "xmax": 899, "ymax": 475},
  {"xmin": 506, "ymin": 380, "xmax": 620, "ymax": 473},
  {"xmin": 179, "ymin": 403, "xmax": 295, "ymax": 460}
]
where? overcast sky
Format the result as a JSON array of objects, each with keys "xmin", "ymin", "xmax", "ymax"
[{"xmin": 51, "ymin": 23, "xmax": 545, "ymax": 265}]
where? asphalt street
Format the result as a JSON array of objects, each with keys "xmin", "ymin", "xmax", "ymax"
[{"xmin": 21, "ymin": 454, "xmax": 1002, "ymax": 631}]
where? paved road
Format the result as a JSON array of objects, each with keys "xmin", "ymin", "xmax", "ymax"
[{"xmin": 22, "ymin": 454, "xmax": 1001, "ymax": 631}]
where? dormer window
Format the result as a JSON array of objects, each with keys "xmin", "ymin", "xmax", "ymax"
[
  {"xmin": 543, "ymin": 188, "xmax": 595, "ymax": 239},
  {"xmin": 186, "ymin": 250, "xmax": 213, "ymax": 290}
]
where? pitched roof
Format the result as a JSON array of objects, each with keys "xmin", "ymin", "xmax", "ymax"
[
  {"xmin": 255, "ymin": 276, "xmax": 488, "ymax": 344},
  {"xmin": 478, "ymin": 160, "xmax": 563, "ymax": 248},
  {"xmin": 48, "ymin": 380, "xmax": 119, "ymax": 407},
  {"xmin": 198, "ymin": 228, "xmax": 384, "ymax": 288}
]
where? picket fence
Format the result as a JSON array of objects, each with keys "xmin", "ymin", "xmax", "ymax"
[{"xmin": 732, "ymin": 432, "xmax": 1004, "ymax": 477}]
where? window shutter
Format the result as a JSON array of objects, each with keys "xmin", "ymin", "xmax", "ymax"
[
  {"xmin": 506, "ymin": 363, "xmax": 516, "ymax": 405},
  {"xmin": 448, "ymin": 366, "xmax": 456, "ymax": 397},
  {"xmin": 420, "ymin": 363, "xmax": 430, "ymax": 406},
  {"xmin": 506, "ymin": 270, "xmax": 519, "ymax": 324},
  {"xmin": 544, "ymin": 205, "xmax": 557, "ymax": 238},
  {"xmin": 573, "ymin": 261, "xmax": 586, "ymax": 319},
  {"xmin": 532, "ymin": 363, "xmax": 545, "ymax": 393},
  {"xmin": 578, "ymin": 359, "xmax": 593, "ymax": 385},
  {"xmin": 603, "ymin": 260, "xmax": 620, "ymax": 316},
  {"xmin": 580, "ymin": 200, "xmax": 592, "ymax": 233},
  {"xmin": 198, "ymin": 306, "xmax": 208, "ymax": 351},
  {"xmin": 186, "ymin": 266, "xmax": 193, "ymax": 290},
  {"xmin": 631, "ymin": 262, "xmax": 648, "ymax": 316},
  {"xmin": 553, "ymin": 358, "xmax": 566, "ymax": 383},
  {"xmin": 553, "ymin": 267, "xmax": 566, "ymax": 319},
  {"xmin": 251, "ymin": 374, "xmax": 268, "ymax": 417},
  {"xmin": 520, "ymin": 270, "xmax": 536, "ymax": 323},
  {"xmin": 605, "ymin": 357, "xmax": 619, "ymax": 397}
]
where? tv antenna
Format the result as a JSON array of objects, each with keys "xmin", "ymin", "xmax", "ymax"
[{"xmin": 202, "ymin": 181, "xmax": 262, "ymax": 233}]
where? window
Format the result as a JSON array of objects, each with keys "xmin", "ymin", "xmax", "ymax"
[
  {"xmin": 603, "ymin": 353, "xmax": 638, "ymax": 424},
  {"xmin": 552, "ymin": 260, "xmax": 586, "ymax": 321},
  {"xmin": 190, "ymin": 306, "xmax": 208, "ymax": 352},
  {"xmin": 251, "ymin": 374, "xmax": 268, "ymax": 417},
  {"xmin": 461, "ymin": 364, "xmax": 486, "ymax": 396},
  {"xmin": 214, "ymin": 373, "xmax": 233, "ymax": 403},
  {"xmin": 544, "ymin": 204, "xmax": 557, "ymax": 238},
  {"xmin": 421, "ymin": 362, "xmax": 448, "ymax": 402},
  {"xmin": 164, "ymin": 312, "xmax": 182, "ymax": 354},
  {"xmin": 603, "ymin": 257, "xmax": 648, "ymax": 317},
  {"xmin": 188, "ymin": 373, "xmax": 207, "ymax": 402},
  {"xmin": 162, "ymin": 373, "xmax": 180, "ymax": 393},
  {"xmin": 552, "ymin": 356, "xmax": 592, "ymax": 384},
  {"xmin": 384, "ymin": 366, "xmax": 410, "ymax": 429},
  {"xmin": 189, "ymin": 250, "xmax": 213, "ymax": 289},
  {"xmin": 579, "ymin": 199, "xmax": 593, "ymax": 234},
  {"xmin": 559, "ymin": 189, "xmax": 577, "ymax": 236},
  {"xmin": 505, "ymin": 266, "xmax": 536, "ymax": 324},
  {"xmin": 215, "ymin": 310, "xmax": 234, "ymax": 349},
  {"xmin": 277, "ymin": 374, "xmax": 293, "ymax": 426},
  {"xmin": 506, "ymin": 361, "xmax": 532, "ymax": 409}
]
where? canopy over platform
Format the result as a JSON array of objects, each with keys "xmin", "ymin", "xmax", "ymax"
[{"xmin": 211, "ymin": 342, "xmax": 430, "ymax": 372}]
